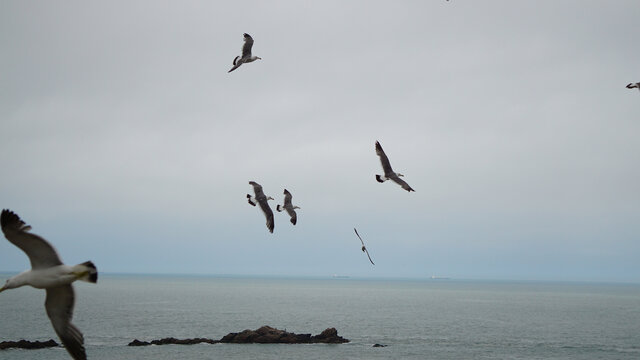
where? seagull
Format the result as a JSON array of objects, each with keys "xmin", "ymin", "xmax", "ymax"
[
  {"xmin": 354, "ymin": 228, "xmax": 374, "ymax": 265},
  {"xmin": 626, "ymin": 82, "xmax": 640, "ymax": 92},
  {"xmin": 375, "ymin": 141, "xmax": 415, "ymax": 192},
  {"xmin": 276, "ymin": 189, "xmax": 300, "ymax": 225},
  {"xmin": 0, "ymin": 209, "xmax": 98, "ymax": 360},
  {"xmin": 247, "ymin": 181, "xmax": 275, "ymax": 233},
  {"xmin": 228, "ymin": 33, "xmax": 262, "ymax": 73}
]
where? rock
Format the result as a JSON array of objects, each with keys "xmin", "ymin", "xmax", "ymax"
[
  {"xmin": 128, "ymin": 325, "xmax": 349, "ymax": 346},
  {"xmin": 0, "ymin": 339, "xmax": 59, "ymax": 350},
  {"xmin": 128, "ymin": 337, "xmax": 219, "ymax": 346},
  {"xmin": 372, "ymin": 343, "xmax": 387, "ymax": 347},
  {"xmin": 220, "ymin": 326, "xmax": 349, "ymax": 344}
]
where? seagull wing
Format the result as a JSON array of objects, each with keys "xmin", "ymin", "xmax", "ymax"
[
  {"xmin": 0, "ymin": 209, "xmax": 63, "ymax": 269},
  {"xmin": 242, "ymin": 33, "xmax": 254, "ymax": 59},
  {"xmin": 354, "ymin": 228, "xmax": 374, "ymax": 265},
  {"xmin": 250, "ymin": 181, "xmax": 265, "ymax": 198},
  {"xmin": 375, "ymin": 141, "xmax": 394, "ymax": 176},
  {"xmin": 390, "ymin": 174, "xmax": 415, "ymax": 192},
  {"xmin": 45, "ymin": 285, "xmax": 86, "ymax": 360},
  {"xmin": 259, "ymin": 200, "xmax": 275, "ymax": 233},
  {"xmin": 283, "ymin": 189, "xmax": 293, "ymax": 207}
]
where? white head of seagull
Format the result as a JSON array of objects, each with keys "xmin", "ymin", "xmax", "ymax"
[
  {"xmin": 375, "ymin": 140, "xmax": 415, "ymax": 192},
  {"xmin": 0, "ymin": 209, "xmax": 98, "ymax": 360},
  {"xmin": 228, "ymin": 33, "xmax": 261, "ymax": 73},
  {"xmin": 247, "ymin": 181, "xmax": 275, "ymax": 233}
]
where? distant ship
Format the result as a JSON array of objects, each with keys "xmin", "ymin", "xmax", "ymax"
[
  {"xmin": 430, "ymin": 275, "xmax": 450, "ymax": 280},
  {"xmin": 332, "ymin": 274, "xmax": 350, "ymax": 279}
]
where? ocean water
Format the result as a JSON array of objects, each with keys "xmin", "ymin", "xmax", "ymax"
[{"xmin": 1, "ymin": 275, "xmax": 639, "ymax": 359}]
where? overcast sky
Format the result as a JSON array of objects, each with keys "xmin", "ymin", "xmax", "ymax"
[{"xmin": 1, "ymin": 1, "xmax": 639, "ymax": 282}]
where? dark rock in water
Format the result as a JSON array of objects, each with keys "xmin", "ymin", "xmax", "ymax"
[
  {"xmin": 220, "ymin": 325, "xmax": 349, "ymax": 344},
  {"xmin": 0, "ymin": 339, "xmax": 59, "ymax": 350},
  {"xmin": 128, "ymin": 325, "xmax": 349, "ymax": 346},
  {"xmin": 372, "ymin": 343, "xmax": 387, "ymax": 347},
  {"xmin": 128, "ymin": 337, "xmax": 219, "ymax": 346}
]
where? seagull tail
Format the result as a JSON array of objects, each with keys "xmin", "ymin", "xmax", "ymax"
[
  {"xmin": 375, "ymin": 175, "xmax": 385, "ymax": 183},
  {"xmin": 74, "ymin": 261, "xmax": 98, "ymax": 283}
]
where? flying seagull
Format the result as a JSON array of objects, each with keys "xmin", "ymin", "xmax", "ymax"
[
  {"xmin": 247, "ymin": 181, "xmax": 275, "ymax": 233},
  {"xmin": 375, "ymin": 141, "xmax": 415, "ymax": 192},
  {"xmin": 276, "ymin": 189, "xmax": 300, "ymax": 225},
  {"xmin": 228, "ymin": 33, "xmax": 262, "ymax": 73},
  {"xmin": 626, "ymin": 82, "xmax": 640, "ymax": 92},
  {"xmin": 353, "ymin": 228, "xmax": 374, "ymax": 265},
  {"xmin": 0, "ymin": 209, "xmax": 98, "ymax": 360}
]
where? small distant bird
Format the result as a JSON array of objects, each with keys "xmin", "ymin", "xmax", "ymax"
[
  {"xmin": 276, "ymin": 189, "xmax": 300, "ymax": 225},
  {"xmin": 228, "ymin": 33, "xmax": 262, "ymax": 73},
  {"xmin": 626, "ymin": 82, "xmax": 640, "ymax": 92},
  {"xmin": 0, "ymin": 209, "xmax": 98, "ymax": 360},
  {"xmin": 375, "ymin": 141, "xmax": 415, "ymax": 192},
  {"xmin": 354, "ymin": 228, "xmax": 374, "ymax": 265},
  {"xmin": 247, "ymin": 181, "xmax": 275, "ymax": 233}
]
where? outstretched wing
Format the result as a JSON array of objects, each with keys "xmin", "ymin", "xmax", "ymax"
[
  {"xmin": 259, "ymin": 201, "xmax": 274, "ymax": 233},
  {"xmin": 46, "ymin": 285, "xmax": 86, "ymax": 360},
  {"xmin": 242, "ymin": 33, "xmax": 254, "ymax": 59},
  {"xmin": 375, "ymin": 141, "xmax": 393, "ymax": 175},
  {"xmin": 1, "ymin": 209, "xmax": 63, "ymax": 269},
  {"xmin": 283, "ymin": 189, "xmax": 293, "ymax": 207},
  {"xmin": 354, "ymin": 228, "xmax": 374, "ymax": 265},
  {"xmin": 390, "ymin": 175, "xmax": 415, "ymax": 192}
]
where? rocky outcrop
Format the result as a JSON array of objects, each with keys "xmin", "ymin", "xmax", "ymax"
[
  {"xmin": 220, "ymin": 326, "xmax": 349, "ymax": 344},
  {"xmin": 128, "ymin": 337, "xmax": 218, "ymax": 346},
  {"xmin": 0, "ymin": 339, "xmax": 59, "ymax": 350},
  {"xmin": 128, "ymin": 326, "xmax": 349, "ymax": 346}
]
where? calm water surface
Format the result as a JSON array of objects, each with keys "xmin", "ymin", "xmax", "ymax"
[{"xmin": 1, "ymin": 275, "xmax": 639, "ymax": 359}]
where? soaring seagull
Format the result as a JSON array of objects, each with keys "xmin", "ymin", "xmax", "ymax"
[
  {"xmin": 228, "ymin": 33, "xmax": 262, "ymax": 73},
  {"xmin": 626, "ymin": 82, "xmax": 640, "ymax": 92},
  {"xmin": 247, "ymin": 181, "xmax": 275, "ymax": 233},
  {"xmin": 276, "ymin": 189, "xmax": 300, "ymax": 225},
  {"xmin": 0, "ymin": 209, "xmax": 98, "ymax": 360},
  {"xmin": 354, "ymin": 228, "xmax": 375, "ymax": 265},
  {"xmin": 375, "ymin": 141, "xmax": 415, "ymax": 192}
]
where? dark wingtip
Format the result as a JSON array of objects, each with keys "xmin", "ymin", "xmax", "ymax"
[
  {"xmin": 375, "ymin": 175, "xmax": 384, "ymax": 183},
  {"xmin": 290, "ymin": 218, "xmax": 296, "ymax": 225}
]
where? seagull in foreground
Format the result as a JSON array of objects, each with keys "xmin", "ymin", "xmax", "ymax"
[
  {"xmin": 247, "ymin": 181, "xmax": 275, "ymax": 233},
  {"xmin": 354, "ymin": 228, "xmax": 374, "ymax": 265},
  {"xmin": 375, "ymin": 141, "xmax": 415, "ymax": 192},
  {"xmin": 626, "ymin": 82, "xmax": 640, "ymax": 92},
  {"xmin": 228, "ymin": 33, "xmax": 262, "ymax": 73},
  {"xmin": 276, "ymin": 189, "xmax": 300, "ymax": 225},
  {"xmin": 0, "ymin": 209, "xmax": 98, "ymax": 360}
]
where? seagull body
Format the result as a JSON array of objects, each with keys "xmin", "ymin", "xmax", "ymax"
[
  {"xmin": 0, "ymin": 209, "xmax": 97, "ymax": 360},
  {"xmin": 276, "ymin": 189, "xmax": 300, "ymax": 225},
  {"xmin": 247, "ymin": 181, "xmax": 275, "ymax": 233},
  {"xmin": 354, "ymin": 228, "xmax": 375, "ymax": 265},
  {"xmin": 375, "ymin": 141, "xmax": 415, "ymax": 192},
  {"xmin": 626, "ymin": 82, "xmax": 640, "ymax": 92},
  {"xmin": 228, "ymin": 33, "xmax": 261, "ymax": 73}
]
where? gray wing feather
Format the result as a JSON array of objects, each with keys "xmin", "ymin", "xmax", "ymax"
[
  {"xmin": 390, "ymin": 175, "xmax": 415, "ymax": 192},
  {"xmin": 242, "ymin": 33, "xmax": 254, "ymax": 59},
  {"xmin": 1, "ymin": 210, "xmax": 63, "ymax": 269},
  {"xmin": 259, "ymin": 201, "xmax": 274, "ymax": 233},
  {"xmin": 46, "ymin": 286, "xmax": 86, "ymax": 360},
  {"xmin": 375, "ymin": 141, "xmax": 394, "ymax": 175}
]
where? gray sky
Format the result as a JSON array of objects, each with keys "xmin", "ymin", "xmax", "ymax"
[{"xmin": 1, "ymin": 0, "xmax": 639, "ymax": 282}]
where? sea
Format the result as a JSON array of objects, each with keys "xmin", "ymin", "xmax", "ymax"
[{"xmin": 0, "ymin": 274, "xmax": 639, "ymax": 360}]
